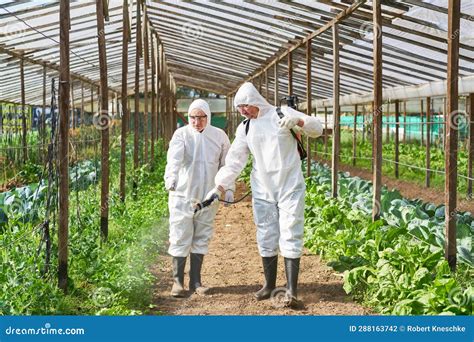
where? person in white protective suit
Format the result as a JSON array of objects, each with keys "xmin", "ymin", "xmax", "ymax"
[
  {"xmin": 206, "ymin": 82, "xmax": 323, "ymax": 307},
  {"xmin": 164, "ymin": 99, "xmax": 234, "ymax": 297}
]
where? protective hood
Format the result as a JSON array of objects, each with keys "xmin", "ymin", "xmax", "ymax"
[
  {"xmin": 187, "ymin": 99, "xmax": 211, "ymax": 127},
  {"xmin": 233, "ymin": 82, "xmax": 272, "ymax": 115}
]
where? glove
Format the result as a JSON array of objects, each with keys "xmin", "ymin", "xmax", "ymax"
[
  {"xmin": 204, "ymin": 187, "xmax": 222, "ymax": 206},
  {"xmin": 165, "ymin": 178, "xmax": 176, "ymax": 191},
  {"xmin": 278, "ymin": 116, "xmax": 300, "ymax": 130},
  {"xmin": 224, "ymin": 190, "xmax": 234, "ymax": 207}
]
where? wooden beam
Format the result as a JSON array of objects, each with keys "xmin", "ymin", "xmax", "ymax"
[
  {"xmin": 160, "ymin": 43, "xmax": 165, "ymax": 144},
  {"xmin": 445, "ymin": 0, "xmax": 460, "ymax": 271},
  {"xmin": 151, "ymin": 32, "xmax": 156, "ymax": 166},
  {"xmin": 362, "ymin": 104, "xmax": 366, "ymax": 144},
  {"xmin": 372, "ymin": 0, "xmax": 383, "ymax": 221},
  {"xmin": 324, "ymin": 106, "xmax": 328, "ymax": 155},
  {"xmin": 403, "ymin": 101, "xmax": 407, "ymax": 144},
  {"xmin": 90, "ymin": 87, "xmax": 94, "ymax": 114},
  {"xmin": 306, "ymin": 39, "xmax": 312, "ymax": 178},
  {"xmin": 443, "ymin": 97, "xmax": 447, "ymax": 150},
  {"xmin": 0, "ymin": 46, "xmax": 119, "ymax": 94},
  {"xmin": 288, "ymin": 50, "xmax": 293, "ymax": 96},
  {"xmin": 42, "ymin": 65, "xmax": 47, "ymax": 160},
  {"xmin": 225, "ymin": 96, "xmax": 229, "ymax": 137},
  {"xmin": 352, "ymin": 104, "xmax": 357, "ymax": 166},
  {"xmin": 157, "ymin": 41, "xmax": 161, "ymax": 140},
  {"xmin": 20, "ymin": 57, "xmax": 27, "ymax": 163},
  {"xmin": 232, "ymin": 0, "xmax": 367, "ymax": 93},
  {"xmin": 331, "ymin": 23, "xmax": 340, "ymax": 199},
  {"xmin": 120, "ymin": 0, "xmax": 129, "ymax": 203},
  {"xmin": 133, "ymin": 0, "xmax": 142, "ymax": 189},
  {"xmin": 468, "ymin": 93, "xmax": 474, "ymax": 199},
  {"xmin": 274, "ymin": 61, "xmax": 279, "ymax": 105},
  {"xmin": 426, "ymin": 96, "xmax": 431, "ymax": 187},
  {"xmin": 80, "ymin": 81, "xmax": 84, "ymax": 128},
  {"xmin": 385, "ymin": 102, "xmax": 390, "ymax": 144},
  {"xmin": 420, "ymin": 99, "xmax": 424, "ymax": 146},
  {"xmin": 265, "ymin": 70, "xmax": 269, "ymax": 101},
  {"xmin": 395, "ymin": 100, "xmax": 400, "ymax": 178},
  {"xmin": 58, "ymin": 0, "xmax": 70, "ymax": 292},
  {"xmin": 143, "ymin": 5, "xmax": 149, "ymax": 164},
  {"xmin": 96, "ymin": 0, "xmax": 110, "ymax": 241}
]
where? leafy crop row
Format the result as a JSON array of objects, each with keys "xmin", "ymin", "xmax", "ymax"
[{"xmin": 304, "ymin": 162, "xmax": 473, "ymax": 315}]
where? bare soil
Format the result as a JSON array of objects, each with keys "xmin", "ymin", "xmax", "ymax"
[{"xmin": 150, "ymin": 183, "xmax": 369, "ymax": 315}]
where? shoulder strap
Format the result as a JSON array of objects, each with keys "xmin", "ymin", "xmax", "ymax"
[{"xmin": 243, "ymin": 118, "xmax": 250, "ymax": 135}]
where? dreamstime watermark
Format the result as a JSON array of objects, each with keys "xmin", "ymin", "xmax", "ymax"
[
  {"xmin": 352, "ymin": 198, "xmax": 381, "ymax": 215},
  {"xmin": 447, "ymin": 287, "xmax": 472, "ymax": 307},
  {"xmin": 93, "ymin": 109, "xmax": 112, "ymax": 130},
  {"xmin": 358, "ymin": 22, "xmax": 382, "ymax": 39},
  {"xmin": 270, "ymin": 287, "xmax": 289, "ymax": 308},
  {"xmin": 448, "ymin": 110, "xmax": 468, "ymax": 131},
  {"xmin": 181, "ymin": 22, "xmax": 203, "ymax": 41},
  {"xmin": 91, "ymin": 287, "xmax": 114, "ymax": 308},
  {"xmin": 1, "ymin": 196, "xmax": 38, "ymax": 220},
  {"xmin": 4, "ymin": 322, "xmax": 85, "ymax": 336}
]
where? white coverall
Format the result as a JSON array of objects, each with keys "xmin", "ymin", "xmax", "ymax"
[
  {"xmin": 165, "ymin": 99, "xmax": 232, "ymax": 257},
  {"xmin": 215, "ymin": 82, "xmax": 323, "ymax": 259}
]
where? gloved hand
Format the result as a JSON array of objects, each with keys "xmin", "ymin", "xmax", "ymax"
[
  {"xmin": 224, "ymin": 190, "xmax": 234, "ymax": 207},
  {"xmin": 278, "ymin": 116, "xmax": 300, "ymax": 130},
  {"xmin": 165, "ymin": 178, "xmax": 176, "ymax": 191},
  {"xmin": 204, "ymin": 187, "xmax": 223, "ymax": 206}
]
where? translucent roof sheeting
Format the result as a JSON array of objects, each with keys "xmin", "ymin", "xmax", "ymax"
[{"xmin": 0, "ymin": 0, "xmax": 473, "ymax": 107}]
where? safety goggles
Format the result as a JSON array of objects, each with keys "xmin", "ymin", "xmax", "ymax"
[{"xmin": 189, "ymin": 115, "xmax": 207, "ymax": 121}]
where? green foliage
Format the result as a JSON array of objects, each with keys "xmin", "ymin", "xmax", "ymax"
[
  {"xmin": 314, "ymin": 131, "xmax": 472, "ymax": 196},
  {"xmin": 0, "ymin": 160, "xmax": 101, "ymax": 228},
  {"xmin": 16, "ymin": 162, "xmax": 43, "ymax": 184},
  {"xmin": 304, "ymin": 162, "xmax": 473, "ymax": 315},
  {"xmin": 0, "ymin": 140, "xmax": 169, "ymax": 315}
]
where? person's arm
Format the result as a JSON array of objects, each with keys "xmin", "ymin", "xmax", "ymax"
[
  {"xmin": 215, "ymin": 123, "xmax": 250, "ymax": 191},
  {"xmin": 282, "ymin": 107, "xmax": 323, "ymax": 138},
  {"xmin": 164, "ymin": 129, "xmax": 185, "ymax": 189}
]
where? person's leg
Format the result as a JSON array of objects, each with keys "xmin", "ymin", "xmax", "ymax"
[
  {"xmin": 168, "ymin": 196, "xmax": 193, "ymax": 297},
  {"xmin": 278, "ymin": 189, "xmax": 305, "ymax": 307},
  {"xmin": 189, "ymin": 204, "xmax": 219, "ymax": 295},
  {"xmin": 253, "ymin": 197, "xmax": 280, "ymax": 300}
]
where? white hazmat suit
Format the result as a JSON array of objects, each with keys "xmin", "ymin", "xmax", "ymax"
[
  {"xmin": 215, "ymin": 82, "xmax": 322, "ymax": 259},
  {"xmin": 165, "ymin": 99, "xmax": 232, "ymax": 258},
  {"xmin": 213, "ymin": 82, "xmax": 322, "ymax": 306}
]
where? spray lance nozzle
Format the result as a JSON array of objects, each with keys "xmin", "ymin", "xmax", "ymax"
[{"xmin": 193, "ymin": 193, "xmax": 219, "ymax": 214}]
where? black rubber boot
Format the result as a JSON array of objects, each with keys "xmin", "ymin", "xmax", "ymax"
[
  {"xmin": 284, "ymin": 257, "xmax": 302, "ymax": 308},
  {"xmin": 171, "ymin": 256, "xmax": 186, "ymax": 298},
  {"xmin": 254, "ymin": 256, "xmax": 278, "ymax": 301},
  {"xmin": 189, "ymin": 253, "xmax": 209, "ymax": 295}
]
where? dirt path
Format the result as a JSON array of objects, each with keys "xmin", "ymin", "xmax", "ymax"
[{"xmin": 151, "ymin": 183, "xmax": 369, "ymax": 315}]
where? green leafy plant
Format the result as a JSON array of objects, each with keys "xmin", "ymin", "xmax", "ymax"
[
  {"xmin": 304, "ymin": 162, "xmax": 473, "ymax": 315},
  {"xmin": 0, "ymin": 138, "xmax": 169, "ymax": 315}
]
